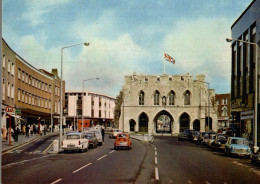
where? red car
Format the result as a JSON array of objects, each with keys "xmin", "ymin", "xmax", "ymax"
[{"xmin": 114, "ymin": 133, "xmax": 132, "ymax": 150}]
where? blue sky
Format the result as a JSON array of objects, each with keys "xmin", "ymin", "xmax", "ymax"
[{"xmin": 3, "ymin": 0, "xmax": 252, "ymax": 97}]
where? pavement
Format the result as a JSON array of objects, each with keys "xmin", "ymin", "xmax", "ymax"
[
  {"xmin": 130, "ymin": 133, "xmax": 154, "ymax": 142},
  {"xmin": 1, "ymin": 130, "xmax": 60, "ymax": 153}
]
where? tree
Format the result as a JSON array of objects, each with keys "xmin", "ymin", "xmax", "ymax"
[{"xmin": 114, "ymin": 90, "xmax": 123, "ymax": 128}]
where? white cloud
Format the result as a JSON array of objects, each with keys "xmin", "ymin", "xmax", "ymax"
[
  {"xmin": 22, "ymin": 0, "xmax": 72, "ymax": 26},
  {"xmin": 163, "ymin": 17, "xmax": 232, "ymax": 86}
]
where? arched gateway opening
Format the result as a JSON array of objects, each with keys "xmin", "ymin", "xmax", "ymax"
[
  {"xmin": 154, "ymin": 110, "xmax": 173, "ymax": 133},
  {"xmin": 179, "ymin": 113, "xmax": 190, "ymax": 132},
  {"xmin": 139, "ymin": 113, "xmax": 149, "ymax": 132},
  {"xmin": 129, "ymin": 119, "xmax": 136, "ymax": 132}
]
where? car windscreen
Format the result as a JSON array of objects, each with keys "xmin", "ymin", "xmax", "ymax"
[
  {"xmin": 67, "ymin": 135, "xmax": 80, "ymax": 139},
  {"xmin": 231, "ymin": 139, "xmax": 247, "ymax": 145}
]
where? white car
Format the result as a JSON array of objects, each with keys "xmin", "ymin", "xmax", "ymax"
[
  {"xmin": 89, "ymin": 130, "xmax": 103, "ymax": 146},
  {"xmin": 109, "ymin": 129, "xmax": 123, "ymax": 138},
  {"xmin": 62, "ymin": 132, "xmax": 89, "ymax": 152}
]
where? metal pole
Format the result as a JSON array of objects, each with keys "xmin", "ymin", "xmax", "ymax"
[
  {"xmin": 208, "ymin": 83, "xmax": 210, "ymax": 131},
  {"xmin": 254, "ymin": 45, "xmax": 259, "ymax": 153},
  {"xmin": 59, "ymin": 48, "xmax": 63, "ymax": 148},
  {"xmin": 51, "ymin": 91, "xmax": 53, "ymax": 132},
  {"xmin": 82, "ymin": 81, "xmax": 84, "ymax": 132}
]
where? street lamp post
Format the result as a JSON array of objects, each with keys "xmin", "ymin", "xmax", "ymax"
[
  {"xmin": 60, "ymin": 42, "xmax": 90, "ymax": 148},
  {"xmin": 195, "ymin": 80, "xmax": 210, "ymax": 131},
  {"xmin": 226, "ymin": 38, "xmax": 259, "ymax": 153},
  {"xmin": 82, "ymin": 78, "xmax": 99, "ymax": 132}
]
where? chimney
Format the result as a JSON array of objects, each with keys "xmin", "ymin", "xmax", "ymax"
[{"xmin": 51, "ymin": 68, "xmax": 58, "ymax": 77}]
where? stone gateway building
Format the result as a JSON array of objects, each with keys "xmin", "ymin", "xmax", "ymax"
[{"xmin": 119, "ymin": 73, "xmax": 218, "ymax": 135}]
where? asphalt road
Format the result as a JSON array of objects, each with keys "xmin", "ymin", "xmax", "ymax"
[
  {"xmin": 152, "ymin": 136, "xmax": 260, "ymax": 184},
  {"xmin": 2, "ymin": 135, "xmax": 153, "ymax": 184},
  {"xmin": 2, "ymin": 135, "xmax": 260, "ymax": 184}
]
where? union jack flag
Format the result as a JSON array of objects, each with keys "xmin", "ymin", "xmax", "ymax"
[{"xmin": 164, "ymin": 53, "xmax": 175, "ymax": 64}]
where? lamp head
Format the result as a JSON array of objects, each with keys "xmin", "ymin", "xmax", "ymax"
[
  {"xmin": 226, "ymin": 38, "xmax": 233, "ymax": 43},
  {"xmin": 84, "ymin": 42, "xmax": 90, "ymax": 46}
]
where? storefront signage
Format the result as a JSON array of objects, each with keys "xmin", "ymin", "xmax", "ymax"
[
  {"xmin": 5, "ymin": 106, "xmax": 13, "ymax": 113},
  {"xmin": 16, "ymin": 110, "xmax": 21, "ymax": 114},
  {"xmin": 240, "ymin": 110, "xmax": 254, "ymax": 120}
]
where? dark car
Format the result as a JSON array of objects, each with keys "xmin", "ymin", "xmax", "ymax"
[
  {"xmin": 190, "ymin": 131, "xmax": 200, "ymax": 143},
  {"xmin": 198, "ymin": 132, "xmax": 209, "ymax": 144},
  {"xmin": 178, "ymin": 129, "xmax": 194, "ymax": 141},
  {"xmin": 212, "ymin": 134, "xmax": 228, "ymax": 150},
  {"xmin": 83, "ymin": 132, "xmax": 98, "ymax": 149}
]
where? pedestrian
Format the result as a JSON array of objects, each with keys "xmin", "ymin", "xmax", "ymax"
[
  {"xmin": 25, "ymin": 125, "xmax": 30, "ymax": 137},
  {"xmin": 101, "ymin": 126, "xmax": 105, "ymax": 142},
  {"xmin": 2, "ymin": 126, "xmax": 7, "ymax": 141},
  {"xmin": 22, "ymin": 124, "xmax": 26, "ymax": 135},
  {"xmin": 14, "ymin": 125, "xmax": 19, "ymax": 142},
  {"xmin": 8, "ymin": 127, "xmax": 14, "ymax": 145},
  {"xmin": 33, "ymin": 124, "xmax": 36, "ymax": 134},
  {"xmin": 44, "ymin": 124, "xmax": 47, "ymax": 135}
]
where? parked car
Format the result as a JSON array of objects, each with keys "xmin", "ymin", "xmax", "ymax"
[
  {"xmin": 198, "ymin": 132, "xmax": 208, "ymax": 144},
  {"xmin": 212, "ymin": 134, "xmax": 228, "ymax": 150},
  {"xmin": 89, "ymin": 130, "xmax": 103, "ymax": 146},
  {"xmin": 114, "ymin": 133, "xmax": 132, "ymax": 150},
  {"xmin": 109, "ymin": 129, "xmax": 123, "ymax": 138},
  {"xmin": 62, "ymin": 132, "xmax": 89, "ymax": 152},
  {"xmin": 83, "ymin": 132, "xmax": 98, "ymax": 148},
  {"xmin": 225, "ymin": 137, "xmax": 251, "ymax": 157},
  {"xmin": 206, "ymin": 133, "xmax": 216, "ymax": 147},
  {"xmin": 178, "ymin": 129, "xmax": 194, "ymax": 141},
  {"xmin": 190, "ymin": 131, "xmax": 200, "ymax": 143}
]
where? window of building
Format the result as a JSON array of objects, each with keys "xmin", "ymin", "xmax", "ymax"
[
  {"xmin": 29, "ymin": 94, "xmax": 31, "ymax": 104},
  {"xmin": 154, "ymin": 90, "xmax": 160, "ymax": 105},
  {"xmin": 3, "ymin": 54, "xmax": 5, "ymax": 68},
  {"xmin": 28, "ymin": 76, "xmax": 31, "ymax": 85},
  {"xmin": 99, "ymin": 110, "xmax": 101, "ymax": 118},
  {"xmin": 38, "ymin": 80, "xmax": 41, "ymax": 89},
  {"xmin": 45, "ymin": 99, "xmax": 48, "ymax": 108},
  {"xmin": 38, "ymin": 97, "xmax": 41, "ymax": 107},
  {"xmin": 18, "ymin": 69, "xmax": 21, "ymax": 79},
  {"xmin": 18, "ymin": 89, "xmax": 21, "ymax": 101},
  {"xmin": 145, "ymin": 76, "xmax": 148, "ymax": 82},
  {"xmin": 22, "ymin": 71, "xmax": 25, "ymax": 81},
  {"xmin": 42, "ymin": 82, "xmax": 45, "ymax": 90},
  {"xmin": 184, "ymin": 90, "xmax": 191, "ymax": 105},
  {"xmin": 139, "ymin": 91, "xmax": 144, "ymax": 105},
  {"xmin": 25, "ymin": 74, "xmax": 28, "ymax": 83},
  {"xmin": 22, "ymin": 91, "xmax": 24, "ymax": 102},
  {"xmin": 11, "ymin": 85, "xmax": 14, "ymax": 99},
  {"xmin": 7, "ymin": 60, "xmax": 11, "ymax": 73},
  {"xmin": 49, "ymin": 100, "xmax": 51, "ymax": 109},
  {"xmin": 2, "ymin": 79, "xmax": 5, "ymax": 101},
  {"xmin": 32, "ymin": 95, "xmax": 35, "ymax": 105},
  {"xmin": 45, "ymin": 83, "xmax": 48, "ymax": 92},
  {"xmin": 7, "ymin": 82, "xmax": 10, "ymax": 97},
  {"xmin": 157, "ymin": 76, "xmax": 160, "ymax": 82},
  {"xmin": 162, "ymin": 96, "xmax": 166, "ymax": 106},
  {"xmin": 32, "ymin": 78, "xmax": 35, "ymax": 87},
  {"xmin": 169, "ymin": 91, "xmax": 175, "ymax": 105},
  {"xmin": 25, "ymin": 93, "xmax": 28, "ymax": 103},
  {"xmin": 169, "ymin": 76, "xmax": 172, "ymax": 81},
  {"xmin": 49, "ymin": 85, "xmax": 52, "ymax": 93},
  {"xmin": 11, "ymin": 63, "xmax": 14, "ymax": 75}
]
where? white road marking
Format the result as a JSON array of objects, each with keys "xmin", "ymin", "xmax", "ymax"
[
  {"xmin": 43, "ymin": 141, "xmax": 54, "ymax": 154},
  {"xmin": 187, "ymin": 180, "xmax": 192, "ymax": 184},
  {"xmin": 97, "ymin": 155, "xmax": 107, "ymax": 161},
  {"xmin": 72, "ymin": 163, "xmax": 92, "ymax": 174},
  {"xmin": 154, "ymin": 147, "xmax": 157, "ymax": 151},
  {"xmin": 155, "ymin": 151, "xmax": 157, "ymax": 156},
  {"xmin": 2, "ymin": 155, "xmax": 52, "ymax": 168},
  {"xmin": 155, "ymin": 167, "xmax": 159, "ymax": 180},
  {"xmin": 155, "ymin": 157, "xmax": 157, "ymax": 164},
  {"xmin": 109, "ymin": 150, "xmax": 115, "ymax": 154},
  {"xmin": 50, "ymin": 178, "xmax": 62, "ymax": 184}
]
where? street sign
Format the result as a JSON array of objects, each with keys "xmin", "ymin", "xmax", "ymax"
[
  {"xmin": 16, "ymin": 109, "xmax": 21, "ymax": 114},
  {"xmin": 6, "ymin": 106, "xmax": 13, "ymax": 113}
]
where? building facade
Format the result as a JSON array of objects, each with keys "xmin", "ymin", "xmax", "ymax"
[
  {"xmin": 65, "ymin": 91, "xmax": 116, "ymax": 128},
  {"xmin": 215, "ymin": 94, "xmax": 231, "ymax": 130},
  {"xmin": 119, "ymin": 73, "xmax": 218, "ymax": 135},
  {"xmin": 230, "ymin": 0, "xmax": 260, "ymax": 143},
  {"xmin": 1, "ymin": 39, "xmax": 64, "ymax": 129}
]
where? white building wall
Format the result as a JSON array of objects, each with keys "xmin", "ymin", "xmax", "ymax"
[
  {"xmin": 94, "ymin": 96, "xmax": 99, "ymax": 118},
  {"xmin": 101, "ymin": 97, "xmax": 105, "ymax": 118},
  {"xmin": 68, "ymin": 95, "xmax": 77, "ymax": 116}
]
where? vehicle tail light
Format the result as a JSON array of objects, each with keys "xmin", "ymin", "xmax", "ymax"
[
  {"xmin": 89, "ymin": 140, "xmax": 92, "ymax": 143},
  {"xmin": 79, "ymin": 141, "xmax": 81, "ymax": 145}
]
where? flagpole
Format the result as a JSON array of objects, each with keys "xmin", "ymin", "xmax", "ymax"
[{"xmin": 164, "ymin": 59, "xmax": 165, "ymax": 74}]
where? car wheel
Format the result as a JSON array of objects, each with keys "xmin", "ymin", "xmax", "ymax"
[
  {"xmin": 114, "ymin": 146, "xmax": 117, "ymax": 150},
  {"xmin": 99, "ymin": 142, "xmax": 103, "ymax": 146}
]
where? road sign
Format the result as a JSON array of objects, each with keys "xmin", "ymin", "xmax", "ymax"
[
  {"xmin": 6, "ymin": 106, "xmax": 13, "ymax": 113},
  {"xmin": 16, "ymin": 109, "xmax": 21, "ymax": 114}
]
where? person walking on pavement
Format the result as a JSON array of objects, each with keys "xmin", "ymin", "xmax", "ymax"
[
  {"xmin": 22, "ymin": 124, "xmax": 25, "ymax": 135},
  {"xmin": 44, "ymin": 124, "xmax": 47, "ymax": 135},
  {"xmin": 101, "ymin": 126, "xmax": 105, "ymax": 142},
  {"xmin": 8, "ymin": 127, "xmax": 14, "ymax": 146},
  {"xmin": 14, "ymin": 125, "xmax": 19, "ymax": 142},
  {"xmin": 2, "ymin": 126, "xmax": 7, "ymax": 141},
  {"xmin": 25, "ymin": 125, "xmax": 30, "ymax": 137}
]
